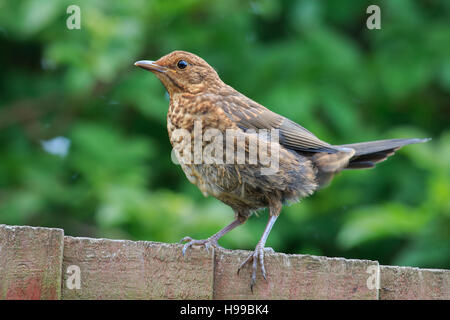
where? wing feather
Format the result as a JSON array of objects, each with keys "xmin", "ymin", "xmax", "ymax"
[{"xmin": 217, "ymin": 92, "xmax": 338, "ymax": 153}]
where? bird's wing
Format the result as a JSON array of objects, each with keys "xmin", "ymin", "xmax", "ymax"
[{"xmin": 218, "ymin": 93, "xmax": 339, "ymax": 153}]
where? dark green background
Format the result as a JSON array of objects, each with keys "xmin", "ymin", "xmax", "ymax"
[{"xmin": 1, "ymin": 0, "xmax": 449, "ymax": 269}]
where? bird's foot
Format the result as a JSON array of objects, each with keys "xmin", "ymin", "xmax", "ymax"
[
  {"xmin": 237, "ymin": 244, "xmax": 272, "ymax": 292},
  {"xmin": 179, "ymin": 236, "xmax": 222, "ymax": 256}
]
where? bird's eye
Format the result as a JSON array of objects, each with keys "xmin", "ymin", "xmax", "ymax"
[{"xmin": 177, "ymin": 60, "xmax": 188, "ymax": 69}]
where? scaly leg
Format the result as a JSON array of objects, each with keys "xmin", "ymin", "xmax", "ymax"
[
  {"xmin": 180, "ymin": 218, "xmax": 244, "ymax": 255},
  {"xmin": 238, "ymin": 214, "xmax": 279, "ymax": 292}
]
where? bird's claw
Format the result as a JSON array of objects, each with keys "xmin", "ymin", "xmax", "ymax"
[
  {"xmin": 237, "ymin": 245, "xmax": 269, "ymax": 292},
  {"xmin": 180, "ymin": 236, "xmax": 220, "ymax": 256}
]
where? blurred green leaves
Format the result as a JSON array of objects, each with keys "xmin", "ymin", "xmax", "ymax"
[
  {"xmin": 0, "ymin": 0, "xmax": 449, "ymax": 269},
  {"xmin": 338, "ymin": 203, "xmax": 432, "ymax": 249},
  {"xmin": 70, "ymin": 123, "xmax": 152, "ymax": 187}
]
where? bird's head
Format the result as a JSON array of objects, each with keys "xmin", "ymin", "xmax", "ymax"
[{"xmin": 135, "ymin": 51, "xmax": 222, "ymax": 96}]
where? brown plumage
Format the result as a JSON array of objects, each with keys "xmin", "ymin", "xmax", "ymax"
[{"xmin": 135, "ymin": 51, "xmax": 429, "ymax": 291}]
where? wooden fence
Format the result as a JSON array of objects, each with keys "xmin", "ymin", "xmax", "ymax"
[{"xmin": 0, "ymin": 224, "xmax": 448, "ymax": 299}]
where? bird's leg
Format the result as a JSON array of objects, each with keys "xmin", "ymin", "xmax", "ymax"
[
  {"xmin": 180, "ymin": 218, "xmax": 244, "ymax": 256},
  {"xmin": 238, "ymin": 211, "xmax": 279, "ymax": 292}
]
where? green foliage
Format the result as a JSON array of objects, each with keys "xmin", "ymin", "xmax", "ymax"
[{"xmin": 0, "ymin": 0, "xmax": 449, "ymax": 269}]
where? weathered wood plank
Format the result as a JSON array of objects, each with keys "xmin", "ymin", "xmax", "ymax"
[
  {"xmin": 61, "ymin": 237, "xmax": 214, "ymax": 299},
  {"xmin": 0, "ymin": 224, "xmax": 64, "ymax": 300},
  {"xmin": 213, "ymin": 249, "xmax": 379, "ymax": 299},
  {"xmin": 380, "ymin": 265, "xmax": 450, "ymax": 300},
  {"xmin": 1, "ymin": 223, "xmax": 449, "ymax": 300}
]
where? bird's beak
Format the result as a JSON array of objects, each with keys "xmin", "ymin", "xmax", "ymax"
[{"xmin": 134, "ymin": 60, "xmax": 167, "ymax": 73}]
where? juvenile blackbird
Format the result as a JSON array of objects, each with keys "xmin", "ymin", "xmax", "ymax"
[{"xmin": 135, "ymin": 51, "xmax": 429, "ymax": 290}]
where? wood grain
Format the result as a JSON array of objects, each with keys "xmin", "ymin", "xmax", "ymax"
[
  {"xmin": 380, "ymin": 265, "xmax": 450, "ymax": 300},
  {"xmin": 213, "ymin": 248, "xmax": 379, "ymax": 299},
  {"xmin": 0, "ymin": 224, "xmax": 64, "ymax": 300},
  {"xmin": 61, "ymin": 237, "xmax": 214, "ymax": 299},
  {"xmin": 1, "ymin": 224, "xmax": 449, "ymax": 300}
]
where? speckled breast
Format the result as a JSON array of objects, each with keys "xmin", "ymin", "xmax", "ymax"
[
  {"xmin": 166, "ymin": 93, "xmax": 319, "ymax": 211},
  {"xmin": 166, "ymin": 94, "xmax": 240, "ymax": 198}
]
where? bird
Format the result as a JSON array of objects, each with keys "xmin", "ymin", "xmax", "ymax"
[{"xmin": 135, "ymin": 51, "xmax": 429, "ymax": 291}]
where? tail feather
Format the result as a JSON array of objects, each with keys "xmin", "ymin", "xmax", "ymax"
[
  {"xmin": 311, "ymin": 137, "xmax": 429, "ymax": 188},
  {"xmin": 340, "ymin": 138, "xmax": 430, "ymax": 169}
]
